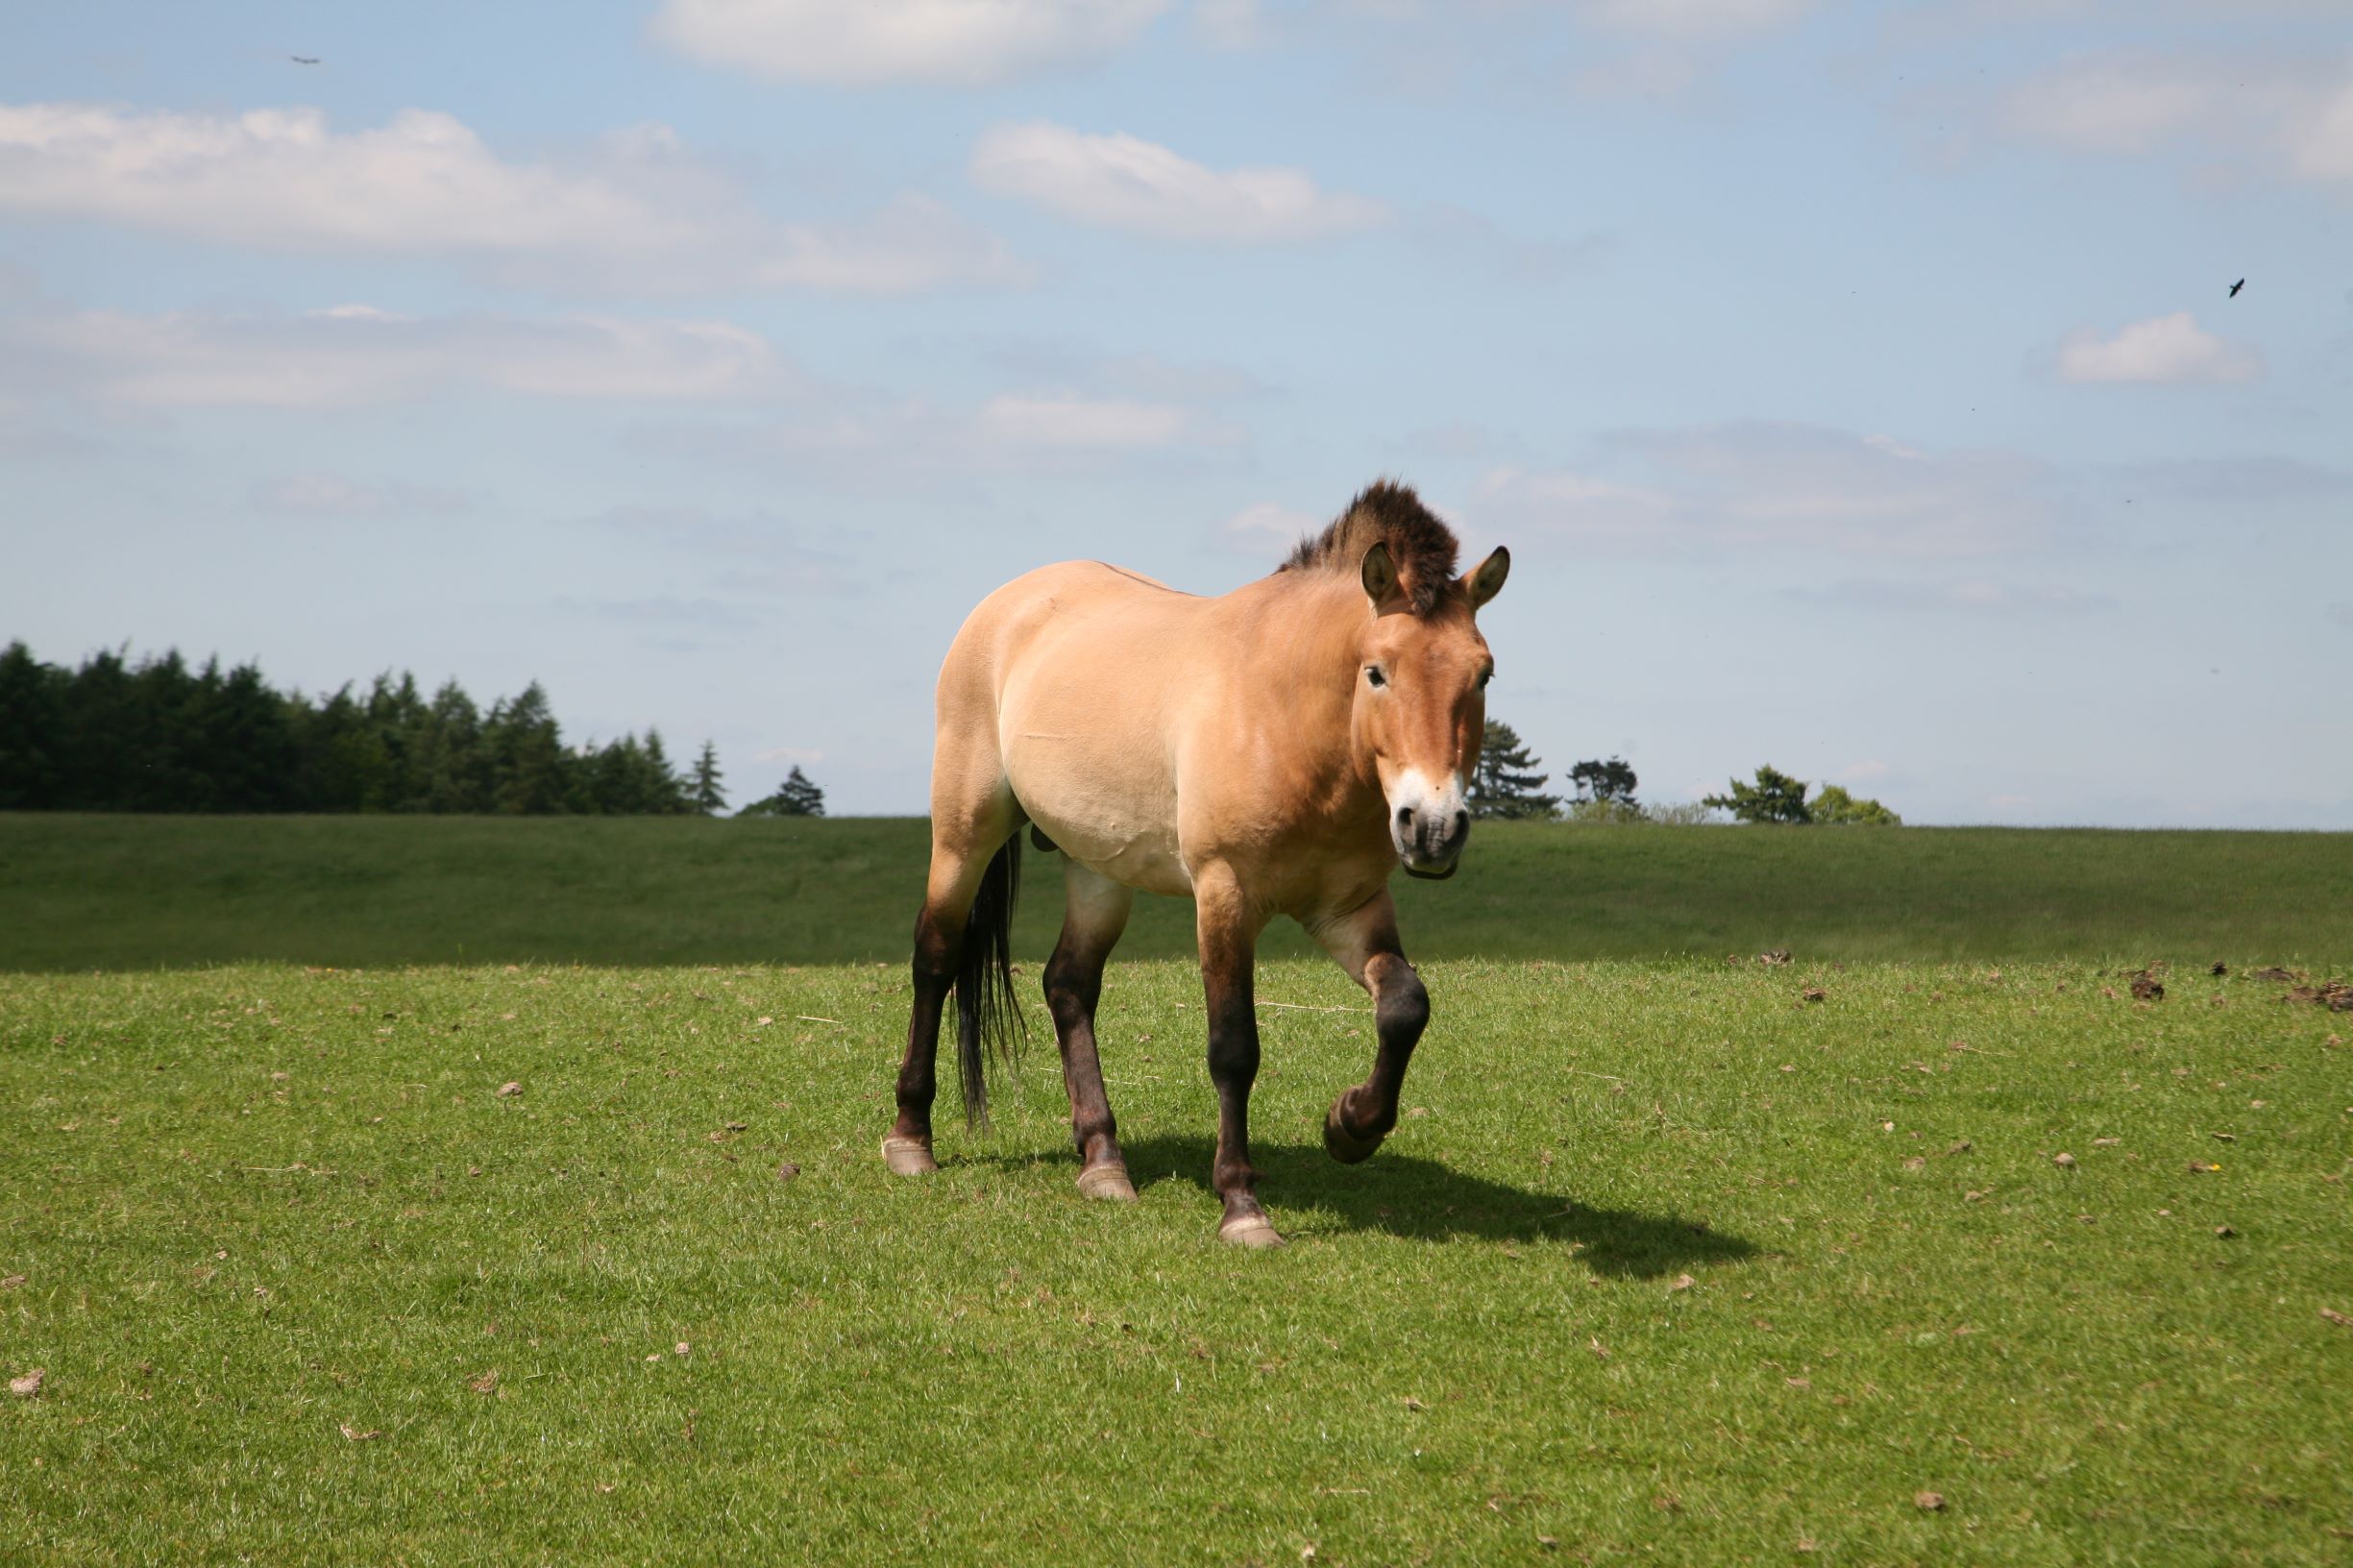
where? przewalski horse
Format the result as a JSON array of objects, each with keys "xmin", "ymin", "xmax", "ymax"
[{"xmin": 883, "ymin": 480, "xmax": 1508, "ymax": 1246}]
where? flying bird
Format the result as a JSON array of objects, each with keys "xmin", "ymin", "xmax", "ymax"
[
  {"xmin": 2228, "ymin": 278, "xmax": 2244, "ymax": 298},
  {"xmin": 290, "ymin": 55, "xmax": 321, "ymax": 64}
]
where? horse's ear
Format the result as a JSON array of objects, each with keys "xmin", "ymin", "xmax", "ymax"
[
  {"xmin": 1360, "ymin": 542, "xmax": 1402, "ymax": 610},
  {"xmin": 1463, "ymin": 546, "xmax": 1509, "ymax": 610}
]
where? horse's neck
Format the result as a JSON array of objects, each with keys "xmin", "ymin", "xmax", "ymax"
[{"xmin": 1232, "ymin": 576, "xmax": 1381, "ymax": 806}]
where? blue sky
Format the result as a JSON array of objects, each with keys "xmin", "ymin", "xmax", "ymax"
[{"xmin": 4, "ymin": 0, "xmax": 2348, "ymax": 824}]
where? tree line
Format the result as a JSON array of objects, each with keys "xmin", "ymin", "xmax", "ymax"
[
  {"xmin": 0, "ymin": 642, "xmax": 828, "ymax": 818},
  {"xmin": 0, "ymin": 641, "xmax": 1877, "ymax": 827},
  {"xmin": 1468, "ymin": 721, "xmax": 1901, "ymax": 826}
]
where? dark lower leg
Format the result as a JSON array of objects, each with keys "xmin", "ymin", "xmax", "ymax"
[
  {"xmin": 889, "ymin": 907, "xmax": 960, "ymax": 1150},
  {"xmin": 1045, "ymin": 939, "xmax": 1124, "ymax": 1174},
  {"xmin": 1327, "ymin": 950, "xmax": 1428, "ymax": 1163},
  {"xmin": 1203, "ymin": 944, "xmax": 1272, "ymax": 1237}
]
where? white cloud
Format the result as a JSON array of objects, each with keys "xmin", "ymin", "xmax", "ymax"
[
  {"xmin": 1995, "ymin": 53, "xmax": 2353, "ymax": 187},
  {"xmin": 10, "ymin": 306, "xmax": 794, "ymax": 408},
  {"xmin": 972, "ymin": 391, "xmax": 1195, "ymax": 448},
  {"xmin": 0, "ymin": 103, "xmax": 638, "ymax": 251},
  {"xmin": 650, "ymin": 0, "xmax": 1170, "ymax": 85},
  {"xmin": 0, "ymin": 102, "xmax": 1022, "ymax": 294},
  {"xmin": 971, "ymin": 121, "xmax": 1387, "ymax": 243},
  {"xmin": 252, "ymin": 473, "xmax": 469, "ymax": 517},
  {"xmin": 2056, "ymin": 312, "xmax": 2263, "ymax": 383}
]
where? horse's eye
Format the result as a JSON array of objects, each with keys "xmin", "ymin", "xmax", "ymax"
[
  {"xmin": 1365, "ymin": 666, "xmax": 1386, "ymax": 688},
  {"xmin": 1479, "ymin": 668, "xmax": 1493, "ymax": 689}
]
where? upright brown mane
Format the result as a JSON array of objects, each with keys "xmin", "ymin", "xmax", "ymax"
[{"xmin": 1279, "ymin": 479, "xmax": 1460, "ymax": 616}]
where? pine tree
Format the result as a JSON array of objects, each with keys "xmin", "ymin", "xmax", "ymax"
[
  {"xmin": 61, "ymin": 647, "xmax": 138, "ymax": 810},
  {"xmin": 778, "ymin": 765, "xmax": 824, "ymax": 817},
  {"xmin": 299, "ymin": 684, "xmax": 387, "ymax": 811},
  {"xmin": 1703, "ymin": 765, "xmax": 1813, "ymax": 824},
  {"xmin": 1468, "ymin": 720, "xmax": 1558, "ymax": 821},
  {"xmin": 641, "ymin": 729, "xmax": 692, "ymax": 815},
  {"xmin": 485, "ymin": 682, "xmax": 570, "ymax": 814},
  {"xmin": 689, "ymin": 741, "xmax": 726, "ymax": 815},
  {"xmin": 415, "ymin": 681, "xmax": 490, "ymax": 814},
  {"xmin": 0, "ymin": 641, "xmax": 65, "ymax": 808},
  {"xmin": 1567, "ymin": 756, "xmax": 1638, "ymax": 806},
  {"xmin": 365, "ymin": 673, "xmax": 429, "ymax": 811},
  {"xmin": 742, "ymin": 764, "xmax": 825, "ymax": 818},
  {"xmin": 201, "ymin": 661, "xmax": 301, "ymax": 811}
]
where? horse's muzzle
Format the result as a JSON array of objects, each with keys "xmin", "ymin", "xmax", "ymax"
[{"xmin": 1393, "ymin": 804, "xmax": 1469, "ymax": 879}]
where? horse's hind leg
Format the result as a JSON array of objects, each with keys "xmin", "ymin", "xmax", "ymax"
[
  {"xmin": 884, "ymin": 744, "xmax": 1017, "ymax": 1175},
  {"xmin": 1307, "ymin": 890, "xmax": 1428, "ymax": 1165},
  {"xmin": 1046, "ymin": 860, "xmax": 1137, "ymax": 1200}
]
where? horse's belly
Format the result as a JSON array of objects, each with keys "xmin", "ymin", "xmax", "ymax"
[
  {"xmin": 1071, "ymin": 835, "xmax": 1191, "ymax": 898},
  {"xmin": 1002, "ymin": 744, "xmax": 1189, "ymax": 897}
]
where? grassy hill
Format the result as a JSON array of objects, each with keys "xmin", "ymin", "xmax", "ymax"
[{"xmin": 3, "ymin": 812, "xmax": 2347, "ymax": 971}]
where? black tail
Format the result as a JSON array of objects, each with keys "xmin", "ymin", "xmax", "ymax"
[{"xmin": 954, "ymin": 834, "xmax": 1023, "ymax": 1129}]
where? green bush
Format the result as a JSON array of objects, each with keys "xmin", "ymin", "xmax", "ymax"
[{"xmin": 1811, "ymin": 783, "xmax": 1901, "ymax": 825}]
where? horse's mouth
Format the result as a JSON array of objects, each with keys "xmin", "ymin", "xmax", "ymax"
[{"xmin": 1401, "ymin": 858, "xmax": 1459, "ymax": 881}]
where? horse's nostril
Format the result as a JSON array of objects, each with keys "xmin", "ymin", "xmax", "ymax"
[
  {"xmin": 1395, "ymin": 805, "xmax": 1413, "ymax": 827},
  {"xmin": 1452, "ymin": 811, "xmax": 1468, "ymax": 835}
]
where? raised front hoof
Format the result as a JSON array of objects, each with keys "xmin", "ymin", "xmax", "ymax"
[
  {"xmin": 1323, "ymin": 1099, "xmax": 1386, "ymax": 1165},
  {"xmin": 1075, "ymin": 1162, "xmax": 1137, "ymax": 1202},
  {"xmin": 880, "ymin": 1135, "xmax": 939, "ymax": 1177},
  {"xmin": 1218, "ymin": 1213, "xmax": 1287, "ymax": 1249}
]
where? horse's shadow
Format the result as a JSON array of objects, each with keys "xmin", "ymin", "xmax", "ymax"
[{"xmin": 1044, "ymin": 1133, "xmax": 1758, "ymax": 1278}]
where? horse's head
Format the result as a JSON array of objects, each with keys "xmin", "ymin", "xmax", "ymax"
[{"xmin": 1352, "ymin": 540, "xmax": 1509, "ymax": 879}]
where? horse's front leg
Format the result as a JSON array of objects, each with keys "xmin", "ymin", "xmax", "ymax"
[
  {"xmin": 1195, "ymin": 868, "xmax": 1282, "ymax": 1248},
  {"xmin": 1310, "ymin": 889, "xmax": 1429, "ymax": 1164}
]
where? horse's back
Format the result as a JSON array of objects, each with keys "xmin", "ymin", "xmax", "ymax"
[{"xmin": 940, "ymin": 559, "xmax": 1200, "ymax": 700}]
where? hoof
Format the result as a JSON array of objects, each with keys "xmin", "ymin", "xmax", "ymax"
[
  {"xmin": 1218, "ymin": 1213, "xmax": 1286, "ymax": 1249},
  {"xmin": 1076, "ymin": 1162, "xmax": 1137, "ymax": 1202},
  {"xmin": 1323, "ymin": 1098, "xmax": 1385, "ymax": 1165},
  {"xmin": 880, "ymin": 1135, "xmax": 938, "ymax": 1177}
]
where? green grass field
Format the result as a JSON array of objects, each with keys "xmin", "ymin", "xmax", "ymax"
[
  {"xmin": 4, "ymin": 817, "xmax": 2350, "ymax": 1563},
  {"xmin": 5, "ymin": 813, "xmax": 2352, "ymax": 969}
]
